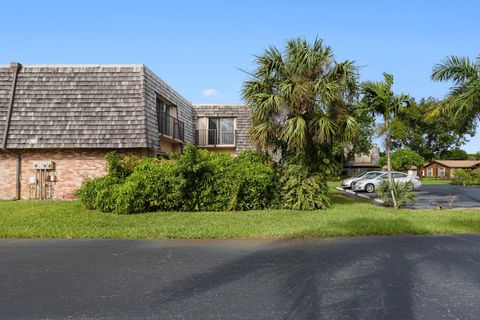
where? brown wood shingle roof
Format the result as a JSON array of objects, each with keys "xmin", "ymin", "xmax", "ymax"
[{"xmin": 0, "ymin": 64, "xmax": 148, "ymax": 149}]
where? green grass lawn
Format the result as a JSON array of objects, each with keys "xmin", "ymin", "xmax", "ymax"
[
  {"xmin": 2, "ymin": 191, "xmax": 480, "ymax": 239},
  {"xmin": 421, "ymin": 177, "xmax": 452, "ymax": 185}
]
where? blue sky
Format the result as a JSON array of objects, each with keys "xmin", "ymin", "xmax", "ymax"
[{"xmin": 2, "ymin": 0, "xmax": 479, "ymax": 152}]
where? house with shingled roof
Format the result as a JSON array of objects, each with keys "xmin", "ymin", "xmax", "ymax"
[
  {"xmin": 422, "ymin": 160, "xmax": 480, "ymax": 179},
  {"xmin": 0, "ymin": 63, "xmax": 254, "ymax": 200}
]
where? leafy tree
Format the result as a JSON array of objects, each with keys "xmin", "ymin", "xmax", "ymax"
[
  {"xmin": 360, "ymin": 73, "xmax": 410, "ymax": 209},
  {"xmin": 377, "ymin": 149, "xmax": 425, "ymax": 172},
  {"xmin": 429, "ymin": 55, "xmax": 480, "ymax": 133},
  {"xmin": 242, "ymin": 37, "xmax": 363, "ymax": 172},
  {"xmin": 439, "ymin": 149, "xmax": 468, "ymax": 160},
  {"xmin": 390, "ymin": 97, "xmax": 473, "ymax": 161},
  {"xmin": 342, "ymin": 111, "xmax": 376, "ymax": 166}
]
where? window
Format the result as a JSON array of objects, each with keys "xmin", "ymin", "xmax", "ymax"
[
  {"xmin": 438, "ymin": 167, "xmax": 446, "ymax": 177},
  {"xmin": 207, "ymin": 118, "xmax": 235, "ymax": 145},
  {"xmin": 364, "ymin": 172, "xmax": 382, "ymax": 179},
  {"xmin": 427, "ymin": 168, "xmax": 433, "ymax": 177},
  {"xmin": 156, "ymin": 96, "xmax": 183, "ymax": 140}
]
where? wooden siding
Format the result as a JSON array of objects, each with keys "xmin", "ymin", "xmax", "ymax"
[
  {"xmin": 192, "ymin": 104, "xmax": 255, "ymax": 153},
  {"xmin": 422, "ymin": 162, "xmax": 452, "ymax": 178},
  {"xmin": 143, "ymin": 67, "xmax": 195, "ymax": 151}
]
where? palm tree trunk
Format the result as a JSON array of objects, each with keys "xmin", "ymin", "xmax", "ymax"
[{"xmin": 385, "ymin": 130, "xmax": 398, "ymax": 208}]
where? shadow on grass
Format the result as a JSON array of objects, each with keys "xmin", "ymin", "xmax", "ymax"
[
  {"xmin": 330, "ymin": 192, "xmax": 365, "ymax": 205},
  {"xmin": 144, "ymin": 234, "xmax": 480, "ymax": 319}
]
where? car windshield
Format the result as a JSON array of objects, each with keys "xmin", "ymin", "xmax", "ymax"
[
  {"xmin": 363, "ymin": 172, "xmax": 381, "ymax": 179},
  {"xmin": 355, "ymin": 172, "xmax": 368, "ymax": 178}
]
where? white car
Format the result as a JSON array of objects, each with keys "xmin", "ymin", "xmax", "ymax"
[
  {"xmin": 352, "ymin": 172, "xmax": 422, "ymax": 193},
  {"xmin": 340, "ymin": 171, "xmax": 384, "ymax": 189}
]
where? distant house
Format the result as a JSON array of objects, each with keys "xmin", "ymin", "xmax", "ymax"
[
  {"xmin": 0, "ymin": 63, "xmax": 254, "ymax": 200},
  {"xmin": 422, "ymin": 160, "xmax": 480, "ymax": 179},
  {"xmin": 344, "ymin": 144, "xmax": 381, "ymax": 176}
]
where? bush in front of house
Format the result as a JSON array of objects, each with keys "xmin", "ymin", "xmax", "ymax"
[
  {"xmin": 177, "ymin": 147, "xmax": 279, "ymax": 211},
  {"xmin": 113, "ymin": 159, "xmax": 185, "ymax": 214},
  {"xmin": 280, "ymin": 164, "xmax": 331, "ymax": 210},
  {"xmin": 450, "ymin": 169, "xmax": 480, "ymax": 186},
  {"xmin": 77, "ymin": 144, "xmax": 283, "ymax": 213},
  {"xmin": 223, "ymin": 152, "xmax": 279, "ymax": 210}
]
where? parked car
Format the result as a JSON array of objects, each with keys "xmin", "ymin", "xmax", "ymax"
[
  {"xmin": 340, "ymin": 171, "xmax": 384, "ymax": 189},
  {"xmin": 352, "ymin": 172, "xmax": 422, "ymax": 193}
]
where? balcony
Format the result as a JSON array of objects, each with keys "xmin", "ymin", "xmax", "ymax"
[
  {"xmin": 158, "ymin": 111, "xmax": 184, "ymax": 142},
  {"xmin": 196, "ymin": 129, "xmax": 236, "ymax": 147}
]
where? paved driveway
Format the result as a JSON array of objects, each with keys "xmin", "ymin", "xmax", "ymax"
[
  {"xmin": 341, "ymin": 185, "xmax": 480, "ymax": 209},
  {"xmin": 2, "ymin": 237, "xmax": 480, "ymax": 319},
  {"xmin": 413, "ymin": 185, "xmax": 480, "ymax": 209}
]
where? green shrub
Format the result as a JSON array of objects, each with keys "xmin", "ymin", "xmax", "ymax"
[
  {"xmin": 177, "ymin": 145, "xmax": 217, "ymax": 211},
  {"xmin": 376, "ymin": 180, "xmax": 416, "ymax": 208},
  {"xmin": 473, "ymin": 168, "xmax": 480, "ymax": 179},
  {"xmin": 191, "ymin": 151, "xmax": 278, "ymax": 211},
  {"xmin": 451, "ymin": 169, "xmax": 479, "ymax": 186},
  {"xmin": 77, "ymin": 145, "xmax": 330, "ymax": 213},
  {"xmin": 75, "ymin": 175, "xmax": 122, "ymax": 211},
  {"xmin": 223, "ymin": 154, "xmax": 279, "ymax": 210},
  {"xmin": 105, "ymin": 151, "xmax": 131, "ymax": 179},
  {"xmin": 280, "ymin": 164, "xmax": 331, "ymax": 210},
  {"xmin": 95, "ymin": 176, "xmax": 123, "ymax": 212},
  {"xmin": 236, "ymin": 150, "xmax": 271, "ymax": 164},
  {"xmin": 75, "ymin": 178, "xmax": 100, "ymax": 209},
  {"xmin": 113, "ymin": 159, "xmax": 185, "ymax": 214}
]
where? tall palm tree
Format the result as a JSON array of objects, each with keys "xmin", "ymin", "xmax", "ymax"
[
  {"xmin": 360, "ymin": 73, "xmax": 410, "ymax": 208},
  {"xmin": 430, "ymin": 55, "xmax": 480, "ymax": 128},
  {"xmin": 241, "ymin": 38, "xmax": 360, "ymax": 169}
]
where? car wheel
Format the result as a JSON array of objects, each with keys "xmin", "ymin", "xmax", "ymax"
[
  {"xmin": 405, "ymin": 182, "xmax": 414, "ymax": 192},
  {"xmin": 365, "ymin": 184, "xmax": 375, "ymax": 193}
]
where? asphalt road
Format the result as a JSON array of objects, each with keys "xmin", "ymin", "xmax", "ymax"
[
  {"xmin": 413, "ymin": 185, "xmax": 480, "ymax": 209},
  {"xmin": 343, "ymin": 185, "xmax": 480, "ymax": 209},
  {"xmin": 2, "ymin": 236, "xmax": 480, "ymax": 319}
]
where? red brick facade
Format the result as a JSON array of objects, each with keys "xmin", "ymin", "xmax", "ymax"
[{"xmin": 0, "ymin": 149, "xmax": 149, "ymax": 200}]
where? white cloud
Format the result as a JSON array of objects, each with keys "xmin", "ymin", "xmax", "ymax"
[{"xmin": 202, "ymin": 89, "xmax": 219, "ymax": 97}]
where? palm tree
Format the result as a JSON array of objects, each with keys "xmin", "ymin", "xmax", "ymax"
[
  {"xmin": 430, "ymin": 55, "xmax": 480, "ymax": 128},
  {"xmin": 360, "ymin": 73, "xmax": 410, "ymax": 208},
  {"xmin": 241, "ymin": 38, "xmax": 360, "ymax": 169}
]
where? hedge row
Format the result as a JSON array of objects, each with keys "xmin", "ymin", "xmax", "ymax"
[
  {"xmin": 76, "ymin": 144, "xmax": 330, "ymax": 213},
  {"xmin": 451, "ymin": 168, "xmax": 480, "ymax": 186}
]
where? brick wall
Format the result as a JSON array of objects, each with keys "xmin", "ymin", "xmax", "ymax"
[
  {"xmin": 0, "ymin": 152, "xmax": 16, "ymax": 199},
  {"xmin": 0, "ymin": 149, "xmax": 149, "ymax": 200}
]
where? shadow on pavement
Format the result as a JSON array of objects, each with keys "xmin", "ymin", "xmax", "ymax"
[{"xmin": 146, "ymin": 233, "xmax": 480, "ymax": 319}]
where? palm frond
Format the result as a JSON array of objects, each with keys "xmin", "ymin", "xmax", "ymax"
[
  {"xmin": 431, "ymin": 55, "xmax": 478, "ymax": 83},
  {"xmin": 282, "ymin": 116, "xmax": 307, "ymax": 150}
]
